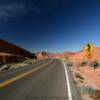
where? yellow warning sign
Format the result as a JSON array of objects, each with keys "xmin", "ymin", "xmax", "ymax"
[
  {"xmin": 84, "ymin": 43, "xmax": 94, "ymax": 60},
  {"xmin": 85, "ymin": 43, "xmax": 94, "ymax": 53}
]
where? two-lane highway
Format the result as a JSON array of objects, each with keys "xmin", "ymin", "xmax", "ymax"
[{"xmin": 0, "ymin": 59, "xmax": 81, "ymax": 100}]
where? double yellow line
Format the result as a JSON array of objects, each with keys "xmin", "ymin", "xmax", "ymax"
[{"xmin": 0, "ymin": 61, "xmax": 52, "ymax": 88}]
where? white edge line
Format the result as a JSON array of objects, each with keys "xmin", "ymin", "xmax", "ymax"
[{"xmin": 62, "ymin": 60, "xmax": 73, "ymax": 100}]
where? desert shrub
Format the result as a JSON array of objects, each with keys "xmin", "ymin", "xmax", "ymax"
[
  {"xmin": 36, "ymin": 59, "xmax": 43, "ymax": 64},
  {"xmin": 1, "ymin": 64, "xmax": 10, "ymax": 70},
  {"xmin": 90, "ymin": 90, "xmax": 100, "ymax": 100},
  {"xmin": 81, "ymin": 61, "xmax": 88, "ymax": 66},
  {"xmin": 81, "ymin": 86, "xmax": 100, "ymax": 99},
  {"xmin": 80, "ymin": 86, "xmax": 95, "ymax": 94},
  {"xmin": 97, "ymin": 63, "xmax": 100, "ymax": 67},
  {"xmin": 90, "ymin": 61, "xmax": 98, "ymax": 69},
  {"xmin": 23, "ymin": 60, "xmax": 32, "ymax": 65},
  {"xmin": 66, "ymin": 62, "xmax": 73, "ymax": 66},
  {"xmin": 75, "ymin": 73, "xmax": 84, "ymax": 79}
]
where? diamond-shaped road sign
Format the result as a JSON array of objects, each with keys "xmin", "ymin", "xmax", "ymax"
[{"xmin": 85, "ymin": 43, "xmax": 94, "ymax": 53}]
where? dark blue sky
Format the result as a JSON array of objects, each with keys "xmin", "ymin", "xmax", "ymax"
[{"xmin": 0, "ymin": 0, "xmax": 100, "ymax": 52}]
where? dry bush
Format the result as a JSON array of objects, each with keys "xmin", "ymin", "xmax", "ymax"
[
  {"xmin": 81, "ymin": 61, "xmax": 88, "ymax": 66},
  {"xmin": 75, "ymin": 72, "xmax": 84, "ymax": 80},
  {"xmin": 80, "ymin": 86, "xmax": 95, "ymax": 94},
  {"xmin": 90, "ymin": 90, "xmax": 100, "ymax": 100},
  {"xmin": 89, "ymin": 61, "xmax": 99, "ymax": 69}
]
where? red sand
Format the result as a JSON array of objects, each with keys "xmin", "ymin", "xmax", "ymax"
[
  {"xmin": 69, "ymin": 47, "xmax": 100, "ymax": 90},
  {"xmin": 79, "ymin": 67, "xmax": 100, "ymax": 89}
]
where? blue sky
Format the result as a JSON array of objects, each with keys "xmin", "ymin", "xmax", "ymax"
[{"xmin": 0, "ymin": 0, "xmax": 100, "ymax": 52}]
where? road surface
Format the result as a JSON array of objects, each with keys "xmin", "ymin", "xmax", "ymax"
[{"xmin": 0, "ymin": 59, "xmax": 82, "ymax": 100}]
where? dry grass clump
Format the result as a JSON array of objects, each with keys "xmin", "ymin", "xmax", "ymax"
[{"xmin": 75, "ymin": 72, "xmax": 84, "ymax": 80}]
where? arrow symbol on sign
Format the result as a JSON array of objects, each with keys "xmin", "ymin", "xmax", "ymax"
[{"xmin": 87, "ymin": 44, "xmax": 91, "ymax": 52}]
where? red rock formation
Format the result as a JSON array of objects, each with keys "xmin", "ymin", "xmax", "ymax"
[
  {"xmin": 35, "ymin": 51, "xmax": 73, "ymax": 59},
  {"xmin": 0, "ymin": 39, "xmax": 36, "ymax": 59},
  {"xmin": 70, "ymin": 47, "xmax": 100, "ymax": 62},
  {"xmin": 0, "ymin": 53, "xmax": 24, "ymax": 64},
  {"xmin": 0, "ymin": 39, "xmax": 36, "ymax": 64},
  {"xmin": 35, "ymin": 51, "xmax": 49, "ymax": 59}
]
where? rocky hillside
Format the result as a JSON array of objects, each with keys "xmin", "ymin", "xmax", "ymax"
[
  {"xmin": 0, "ymin": 39, "xmax": 36, "ymax": 64},
  {"xmin": 70, "ymin": 47, "xmax": 100, "ymax": 62},
  {"xmin": 0, "ymin": 39, "xmax": 36, "ymax": 59}
]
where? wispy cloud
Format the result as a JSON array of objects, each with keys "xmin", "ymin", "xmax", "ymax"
[
  {"xmin": 0, "ymin": 3, "xmax": 27, "ymax": 19},
  {"xmin": 0, "ymin": 10, "xmax": 9, "ymax": 19},
  {"xmin": 0, "ymin": 2, "xmax": 43, "ymax": 20}
]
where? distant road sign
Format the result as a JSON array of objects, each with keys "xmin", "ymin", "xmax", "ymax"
[{"xmin": 85, "ymin": 43, "xmax": 94, "ymax": 53}]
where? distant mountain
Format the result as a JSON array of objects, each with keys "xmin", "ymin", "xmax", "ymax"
[
  {"xmin": 35, "ymin": 51, "xmax": 73, "ymax": 59},
  {"xmin": 0, "ymin": 39, "xmax": 36, "ymax": 63},
  {"xmin": 35, "ymin": 47, "xmax": 100, "ymax": 62}
]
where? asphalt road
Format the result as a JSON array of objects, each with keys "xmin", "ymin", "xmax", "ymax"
[{"xmin": 0, "ymin": 59, "xmax": 82, "ymax": 100}]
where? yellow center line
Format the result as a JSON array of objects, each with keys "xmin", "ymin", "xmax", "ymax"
[{"xmin": 0, "ymin": 61, "xmax": 52, "ymax": 88}]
